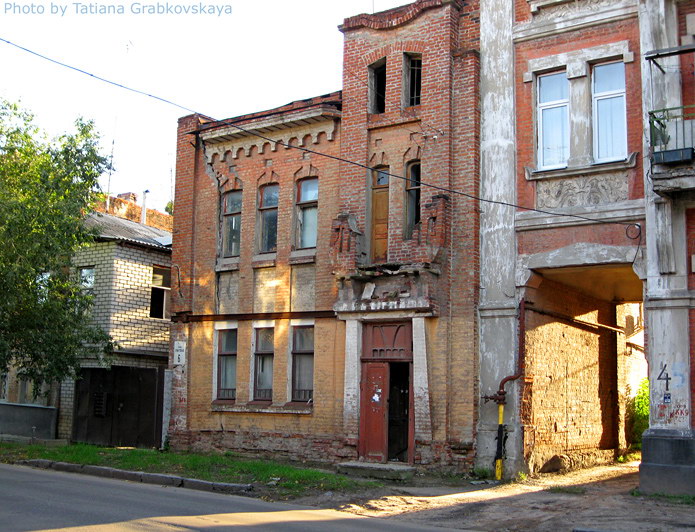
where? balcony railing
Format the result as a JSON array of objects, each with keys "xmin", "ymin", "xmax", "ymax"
[{"xmin": 649, "ymin": 105, "xmax": 695, "ymax": 164}]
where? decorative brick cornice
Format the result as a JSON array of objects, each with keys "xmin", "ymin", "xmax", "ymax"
[{"xmin": 339, "ymin": 0, "xmax": 464, "ymax": 32}]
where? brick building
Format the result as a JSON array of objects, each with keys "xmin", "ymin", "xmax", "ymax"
[
  {"xmin": 169, "ymin": 0, "xmax": 481, "ymax": 468},
  {"xmin": 1, "ymin": 197, "xmax": 172, "ymax": 447},
  {"xmin": 57, "ymin": 208, "xmax": 172, "ymax": 448},
  {"xmin": 478, "ymin": 0, "xmax": 647, "ymax": 478},
  {"xmin": 169, "ymin": 0, "xmax": 693, "ymax": 493}
]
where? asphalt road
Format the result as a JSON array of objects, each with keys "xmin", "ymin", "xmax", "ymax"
[{"xmin": 0, "ymin": 463, "xmax": 457, "ymax": 531}]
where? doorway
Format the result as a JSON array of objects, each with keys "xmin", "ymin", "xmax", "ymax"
[
  {"xmin": 359, "ymin": 322, "xmax": 414, "ymax": 463},
  {"xmin": 388, "ymin": 362, "xmax": 410, "ymax": 462}
]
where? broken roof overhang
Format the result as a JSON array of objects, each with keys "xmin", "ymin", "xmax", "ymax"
[{"xmin": 199, "ymin": 104, "xmax": 341, "ymax": 145}]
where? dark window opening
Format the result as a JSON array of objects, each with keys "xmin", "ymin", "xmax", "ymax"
[
  {"xmin": 292, "ymin": 326, "xmax": 314, "ymax": 402},
  {"xmin": 149, "ymin": 266, "xmax": 171, "ymax": 319},
  {"xmin": 370, "ymin": 59, "xmax": 387, "ymax": 114},
  {"xmin": 258, "ymin": 184, "xmax": 279, "ymax": 253},
  {"xmin": 223, "ymin": 190, "xmax": 242, "ymax": 257},
  {"xmin": 406, "ymin": 54, "xmax": 422, "ymax": 107},
  {"xmin": 405, "ymin": 161, "xmax": 421, "ymax": 239},
  {"xmin": 254, "ymin": 328, "xmax": 274, "ymax": 401},
  {"xmin": 218, "ymin": 329, "xmax": 237, "ymax": 400}
]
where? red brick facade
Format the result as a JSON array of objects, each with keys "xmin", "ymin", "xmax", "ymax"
[{"xmin": 169, "ymin": 0, "xmax": 481, "ymax": 469}]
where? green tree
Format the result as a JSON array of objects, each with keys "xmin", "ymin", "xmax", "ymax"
[
  {"xmin": 0, "ymin": 101, "xmax": 114, "ymax": 391},
  {"xmin": 165, "ymin": 200, "xmax": 174, "ymax": 216}
]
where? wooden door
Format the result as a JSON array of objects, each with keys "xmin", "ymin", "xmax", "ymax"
[
  {"xmin": 371, "ymin": 167, "xmax": 389, "ymax": 263},
  {"xmin": 359, "ymin": 362, "xmax": 389, "ymax": 462}
]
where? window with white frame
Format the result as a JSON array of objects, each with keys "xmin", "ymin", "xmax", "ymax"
[
  {"xmin": 149, "ymin": 266, "xmax": 171, "ymax": 319},
  {"xmin": 78, "ymin": 266, "xmax": 95, "ymax": 295},
  {"xmin": 537, "ymin": 71, "xmax": 569, "ymax": 169},
  {"xmin": 296, "ymin": 177, "xmax": 318, "ymax": 249},
  {"xmin": 527, "ymin": 42, "xmax": 632, "ymax": 172},
  {"xmin": 222, "ymin": 190, "xmax": 242, "ymax": 257},
  {"xmin": 593, "ymin": 61, "xmax": 627, "ymax": 163},
  {"xmin": 217, "ymin": 329, "xmax": 237, "ymax": 400},
  {"xmin": 254, "ymin": 327, "xmax": 274, "ymax": 401},
  {"xmin": 292, "ymin": 326, "xmax": 314, "ymax": 402}
]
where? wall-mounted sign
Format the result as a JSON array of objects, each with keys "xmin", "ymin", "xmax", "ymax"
[{"xmin": 174, "ymin": 341, "xmax": 186, "ymax": 366}]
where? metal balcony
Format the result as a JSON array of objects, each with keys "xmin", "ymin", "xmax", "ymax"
[{"xmin": 649, "ymin": 105, "xmax": 695, "ymax": 165}]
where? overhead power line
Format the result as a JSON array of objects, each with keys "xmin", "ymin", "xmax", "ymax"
[{"xmin": 0, "ymin": 35, "xmax": 642, "ymax": 242}]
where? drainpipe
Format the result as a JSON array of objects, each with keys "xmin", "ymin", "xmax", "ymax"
[{"xmin": 483, "ymin": 299, "xmax": 525, "ymax": 480}]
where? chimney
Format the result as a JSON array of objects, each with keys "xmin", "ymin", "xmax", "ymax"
[
  {"xmin": 141, "ymin": 189, "xmax": 150, "ymax": 225},
  {"xmin": 117, "ymin": 192, "xmax": 138, "ymax": 203}
]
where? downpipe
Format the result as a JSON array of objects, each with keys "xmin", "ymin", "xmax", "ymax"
[{"xmin": 482, "ymin": 299, "xmax": 525, "ymax": 481}]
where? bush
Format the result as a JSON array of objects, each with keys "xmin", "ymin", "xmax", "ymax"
[{"xmin": 628, "ymin": 378, "xmax": 650, "ymax": 445}]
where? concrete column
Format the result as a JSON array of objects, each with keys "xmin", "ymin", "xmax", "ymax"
[
  {"xmin": 478, "ymin": 0, "xmax": 522, "ymax": 476},
  {"xmin": 412, "ymin": 317, "xmax": 432, "ymax": 440},
  {"xmin": 639, "ymin": 0, "xmax": 695, "ymax": 496},
  {"xmin": 568, "ymin": 72, "xmax": 593, "ymax": 167},
  {"xmin": 343, "ymin": 319, "xmax": 361, "ymax": 439}
]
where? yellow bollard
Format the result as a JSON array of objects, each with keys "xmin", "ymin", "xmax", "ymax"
[{"xmin": 495, "ymin": 403, "xmax": 504, "ymax": 480}]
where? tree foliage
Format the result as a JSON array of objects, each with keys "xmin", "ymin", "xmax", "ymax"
[
  {"xmin": 631, "ymin": 377, "xmax": 650, "ymax": 445},
  {"xmin": 0, "ymin": 101, "xmax": 114, "ymax": 389},
  {"xmin": 165, "ymin": 200, "xmax": 174, "ymax": 216}
]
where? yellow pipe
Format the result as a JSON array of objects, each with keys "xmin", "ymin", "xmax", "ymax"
[{"xmin": 495, "ymin": 403, "xmax": 504, "ymax": 480}]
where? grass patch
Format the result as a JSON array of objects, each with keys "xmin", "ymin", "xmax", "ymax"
[
  {"xmin": 472, "ymin": 467, "xmax": 492, "ymax": 480},
  {"xmin": 630, "ymin": 488, "xmax": 695, "ymax": 505},
  {"xmin": 0, "ymin": 442, "xmax": 379, "ymax": 499},
  {"xmin": 616, "ymin": 451, "xmax": 641, "ymax": 464},
  {"xmin": 547, "ymin": 486, "xmax": 587, "ymax": 495}
]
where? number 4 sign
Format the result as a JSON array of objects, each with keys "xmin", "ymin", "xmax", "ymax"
[{"xmin": 657, "ymin": 363, "xmax": 671, "ymax": 391}]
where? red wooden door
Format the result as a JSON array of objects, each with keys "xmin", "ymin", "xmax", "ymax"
[{"xmin": 359, "ymin": 362, "xmax": 389, "ymax": 462}]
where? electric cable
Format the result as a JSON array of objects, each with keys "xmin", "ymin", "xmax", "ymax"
[{"xmin": 0, "ymin": 35, "xmax": 643, "ymax": 242}]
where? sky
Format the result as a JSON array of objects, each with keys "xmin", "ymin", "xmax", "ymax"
[{"xmin": 0, "ymin": 0, "xmax": 408, "ymax": 212}]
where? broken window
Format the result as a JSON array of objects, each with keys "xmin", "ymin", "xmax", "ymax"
[
  {"xmin": 405, "ymin": 161, "xmax": 421, "ymax": 239},
  {"xmin": 258, "ymin": 184, "xmax": 279, "ymax": 253},
  {"xmin": 369, "ymin": 58, "xmax": 387, "ymax": 114},
  {"xmin": 254, "ymin": 327, "xmax": 274, "ymax": 401},
  {"xmin": 222, "ymin": 190, "xmax": 242, "ymax": 257},
  {"xmin": 296, "ymin": 177, "xmax": 318, "ymax": 249},
  {"xmin": 217, "ymin": 329, "xmax": 237, "ymax": 400},
  {"xmin": 149, "ymin": 266, "xmax": 171, "ymax": 319},
  {"xmin": 292, "ymin": 326, "xmax": 314, "ymax": 402},
  {"xmin": 404, "ymin": 53, "xmax": 422, "ymax": 107}
]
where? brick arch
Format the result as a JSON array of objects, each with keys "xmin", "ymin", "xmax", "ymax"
[
  {"xmin": 293, "ymin": 163, "xmax": 320, "ymax": 181},
  {"xmin": 340, "ymin": 0, "xmax": 463, "ymax": 32}
]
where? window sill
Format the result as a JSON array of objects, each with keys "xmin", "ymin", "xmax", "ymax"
[
  {"xmin": 252, "ymin": 253, "xmax": 276, "ymax": 268},
  {"xmin": 289, "ymin": 249, "xmax": 316, "ymax": 264},
  {"xmin": 367, "ymin": 112, "xmax": 420, "ymax": 130},
  {"xmin": 212, "ymin": 399, "xmax": 236, "ymax": 405},
  {"xmin": 525, "ymin": 152, "xmax": 637, "ymax": 181},
  {"xmin": 210, "ymin": 402, "xmax": 312, "ymax": 415},
  {"xmin": 216, "ymin": 256, "xmax": 240, "ymax": 272}
]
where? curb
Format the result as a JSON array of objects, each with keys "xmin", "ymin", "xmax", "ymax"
[{"xmin": 17, "ymin": 459, "xmax": 253, "ymax": 495}]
